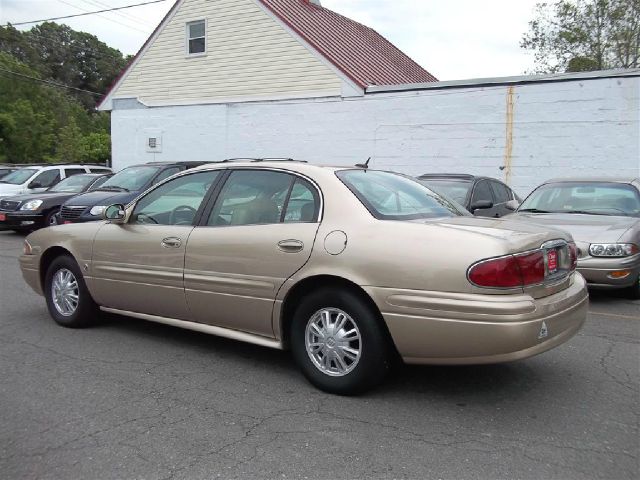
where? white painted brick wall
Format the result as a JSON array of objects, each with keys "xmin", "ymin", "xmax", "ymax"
[{"xmin": 111, "ymin": 75, "xmax": 640, "ymax": 197}]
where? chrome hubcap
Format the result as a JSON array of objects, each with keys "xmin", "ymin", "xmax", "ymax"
[
  {"xmin": 305, "ymin": 308, "xmax": 361, "ymax": 377},
  {"xmin": 51, "ymin": 268, "xmax": 79, "ymax": 316}
]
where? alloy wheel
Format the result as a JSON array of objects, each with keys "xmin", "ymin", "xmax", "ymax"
[{"xmin": 51, "ymin": 268, "xmax": 79, "ymax": 316}]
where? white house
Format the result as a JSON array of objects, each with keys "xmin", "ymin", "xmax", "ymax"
[{"xmin": 99, "ymin": 0, "xmax": 640, "ymax": 197}]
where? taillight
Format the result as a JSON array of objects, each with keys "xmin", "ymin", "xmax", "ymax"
[
  {"xmin": 568, "ymin": 243, "xmax": 578, "ymax": 270},
  {"xmin": 468, "ymin": 251, "xmax": 545, "ymax": 288}
]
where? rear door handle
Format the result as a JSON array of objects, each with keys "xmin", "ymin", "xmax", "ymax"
[
  {"xmin": 161, "ymin": 237, "xmax": 182, "ymax": 248},
  {"xmin": 278, "ymin": 239, "xmax": 304, "ymax": 253}
]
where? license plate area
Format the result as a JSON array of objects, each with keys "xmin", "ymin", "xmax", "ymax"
[
  {"xmin": 0, "ymin": 213, "xmax": 6, "ymax": 222},
  {"xmin": 543, "ymin": 241, "xmax": 570, "ymax": 281}
]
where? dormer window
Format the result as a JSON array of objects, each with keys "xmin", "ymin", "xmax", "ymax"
[{"xmin": 186, "ymin": 20, "xmax": 206, "ymax": 55}]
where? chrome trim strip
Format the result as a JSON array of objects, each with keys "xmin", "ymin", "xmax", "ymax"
[{"xmin": 100, "ymin": 307, "xmax": 284, "ymax": 350}]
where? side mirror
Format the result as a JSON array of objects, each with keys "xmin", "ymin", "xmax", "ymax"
[
  {"xmin": 470, "ymin": 200, "xmax": 493, "ymax": 212},
  {"xmin": 28, "ymin": 181, "xmax": 42, "ymax": 189},
  {"xmin": 103, "ymin": 204, "xmax": 126, "ymax": 224},
  {"xmin": 505, "ymin": 199, "xmax": 520, "ymax": 211}
]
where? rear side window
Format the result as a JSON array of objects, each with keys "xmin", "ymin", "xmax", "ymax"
[
  {"xmin": 207, "ymin": 170, "xmax": 293, "ymax": 226},
  {"xmin": 491, "ymin": 181, "xmax": 511, "ymax": 203},
  {"xmin": 471, "ymin": 180, "xmax": 493, "ymax": 204},
  {"xmin": 65, "ymin": 168, "xmax": 86, "ymax": 177},
  {"xmin": 283, "ymin": 178, "xmax": 320, "ymax": 223}
]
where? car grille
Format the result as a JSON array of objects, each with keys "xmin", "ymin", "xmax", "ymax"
[
  {"xmin": 60, "ymin": 206, "xmax": 87, "ymax": 220},
  {"xmin": 0, "ymin": 200, "xmax": 20, "ymax": 211}
]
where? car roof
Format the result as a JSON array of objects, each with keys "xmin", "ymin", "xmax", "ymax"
[
  {"xmin": 418, "ymin": 173, "xmax": 476, "ymax": 180},
  {"xmin": 543, "ymin": 177, "xmax": 639, "ymax": 184}
]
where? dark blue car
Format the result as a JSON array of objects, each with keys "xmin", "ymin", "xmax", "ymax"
[{"xmin": 58, "ymin": 162, "xmax": 206, "ymax": 223}]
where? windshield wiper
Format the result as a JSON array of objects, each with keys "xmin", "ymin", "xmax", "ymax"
[
  {"xmin": 97, "ymin": 186, "xmax": 129, "ymax": 192},
  {"xmin": 564, "ymin": 210, "xmax": 609, "ymax": 216},
  {"xmin": 518, "ymin": 208, "xmax": 552, "ymax": 213}
]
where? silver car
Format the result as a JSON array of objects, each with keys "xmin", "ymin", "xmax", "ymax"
[{"xmin": 509, "ymin": 177, "xmax": 640, "ymax": 298}]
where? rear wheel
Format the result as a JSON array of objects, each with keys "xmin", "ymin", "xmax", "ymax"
[
  {"xmin": 291, "ymin": 288, "xmax": 391, "ymax": 395},
  {"xmin": 44, "ymin": 255, "xmax": 99, "ymax": 328}
]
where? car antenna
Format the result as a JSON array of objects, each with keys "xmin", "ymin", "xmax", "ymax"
[{"xmin": 355, "ymin": 157, "xmax": 371, "ymax": 169}]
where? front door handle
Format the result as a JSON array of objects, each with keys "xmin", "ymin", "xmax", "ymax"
[
  {"xmin": 161, "ymin": 237, "xmax": 182, "ymax": 248},
  {"xmin": 278, "ymin": 239, "xmax": 304, "ymax": 253}
]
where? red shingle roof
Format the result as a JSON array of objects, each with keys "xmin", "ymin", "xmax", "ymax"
[{"xmin": 258, "ymin": 0, "xmax": 437, "ymax": 87}]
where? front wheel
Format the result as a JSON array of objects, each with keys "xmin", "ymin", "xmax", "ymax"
[
  {"xmin": 291, "ymin": 288, "xmax": 391, "ymax": 395},
  {"xmin": 44, "ymin": 255, "xmax": 99, "ymax": 328}
]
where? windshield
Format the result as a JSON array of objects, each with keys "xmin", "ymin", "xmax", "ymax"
[
  {"xmin": 99, "ymin": 166, "xmax": 159, "ymax": 192},
  {"xmin": 418, "ymin": 179, "xmax": 472, "ymax": 205},
  {"xmin": 48, "ymin": 175, "xmax": 95, "ymax": 193},
  {"xmin": 0, "ymin": 168, "xmax": 38, "ymax": 185},
  {"xmin": 337, "ymin": 170, "xmax": 462, "ymax": 220},
  {"xmin": 519, "ymin": 182, "xmax": 640, "ymax": 217}
]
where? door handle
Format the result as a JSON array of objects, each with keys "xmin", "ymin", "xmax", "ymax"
[
  {"xmin": 161, "ymin": 237, "xmax": 182, "ymax": 248},
  {"xmin": 278, "ymin": 239, "xmax": 304, "ymax": 253}
]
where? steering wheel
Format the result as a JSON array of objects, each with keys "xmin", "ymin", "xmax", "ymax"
[
  {"xmin": 169, "ymin": 205, "xmax": 197, "ymax": 225},
  {"xmin": 135, "ymin": 212, "xmax": 158, "ymax": 224}
]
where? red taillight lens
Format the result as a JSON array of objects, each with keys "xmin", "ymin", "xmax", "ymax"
[
  {"xmin": 468, "ymin": 256, "xmax": 523, "ymax": 288},
  {"xmin": 515, "ymin": 251, "xmax": 545, "ymax": 285},
  {"xmin": 568, "ymin": 243, "xmax": 578, "ymax": 270},
  {"xmin": 468, "ymin": 251, "xmax": 545, "ymax": 288}
]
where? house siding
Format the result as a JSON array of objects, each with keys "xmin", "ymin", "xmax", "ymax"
[
  {"xmin": 111, "ymin": 75, "xmax": 640, "ymax": 197},
  {"xmin": 113, "ymin": 0, "xmax": 343, "ymax": 104}
]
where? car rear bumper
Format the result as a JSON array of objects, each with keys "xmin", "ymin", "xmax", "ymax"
[
  {"xmin": 365, "ymin": 273, "xmax": 588, "ymax": 365},
  {"xmin": 577, "ymin": 255, "xmax": 640, "ymax": 289}
]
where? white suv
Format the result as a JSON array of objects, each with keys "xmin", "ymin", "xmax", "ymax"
[{"xmin": 0, "ymin": 165, "xmax": 112, "ymax": 196}]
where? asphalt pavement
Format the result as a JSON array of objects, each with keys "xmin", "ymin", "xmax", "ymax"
[{"xmin": 0, "ymin": 230, "xmax": 638, "ymax": 480}]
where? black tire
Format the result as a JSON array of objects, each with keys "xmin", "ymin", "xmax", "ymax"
[
  {"xmin": 290, "ymin": 288, "xmax": 391, "ymax": 395},
  {"xmin": 44, "ymin": 210, "xmax": 59, "ymax": 228},
  {"xmin": 624, "ymin": 275, "xmax": 640, "ymax": 300},
  {"xmin": 44, "ymin": 255, "xmax": 99, "ymax": 328}
]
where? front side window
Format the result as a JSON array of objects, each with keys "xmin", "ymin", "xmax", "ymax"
[
  {"xmin": 132, "ymin": 171, "xmax": 220, "ymax": 225},
  {"xmin": 520, "ymin": 182, "xmax": 640, "ymax": 217},
  {"xmin": 187, "ymin": 20, "xmax": 206, "ymax": 55},
  {"xmin": 0, "ymin": 168, "xmax": 38, "ymax": 185},
  {"xmin": 337, "ymin": 170, "xmax": 461, "ymax": 220},
  {"xmin": 100, "ymin": 166, "xmax": 160, "ymax": 192},
  {"xmin": 153, "ymin": 167, "xmax": 181, "ymax": 185},
  {"xmin": 491, "ymin": 181, "xmax": 511, "ymax": 203},
  {"xmin": 471, "ymin": 180, "xmax": 493, "ymax": 204},
  {"xmin": 31, "ymin": 169, "xmax": 60, "ymax": 188},
  {"xmin": 207, "ymin": 170, "xmax": 294, "ymax": 226}
]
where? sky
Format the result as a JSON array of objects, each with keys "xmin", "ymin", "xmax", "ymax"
[{"xmin": 1, "ymin": 0, "xmax": 542, "ymax": 80}]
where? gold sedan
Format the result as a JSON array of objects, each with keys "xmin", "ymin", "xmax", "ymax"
[{"xmin": 20, "ymin": 161, "xmax": 588, "ymax": 394}]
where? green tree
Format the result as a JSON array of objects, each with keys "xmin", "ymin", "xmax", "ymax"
[
  {"xmin": 80, "ymin": 131, "xmax": 111, "ymax": 164},
  {"xmin": 522, "ymin": 0, "xmax": 640, "ymax": 73},
  {"xmin": 54, "ymin": 118, "xmax": 84, "ymax": 163}
]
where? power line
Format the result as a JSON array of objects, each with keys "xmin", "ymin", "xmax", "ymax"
[
  {"xmin": 0, "ymin": 67, "xmax": 103, "ymax": 96},
  {"xmin": 3, "ymin": 0, "xmax": 168, "ymax": 27},
  {"xmin": 56, "ymin": 0, "xmax": 150, "ymax": 35}
]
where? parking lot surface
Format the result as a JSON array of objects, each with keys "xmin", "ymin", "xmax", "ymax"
[{"xmin": 0, "ymin": 230, "xmax": 638, "ymax": 479}]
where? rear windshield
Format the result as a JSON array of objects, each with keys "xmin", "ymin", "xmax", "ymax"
[
  {"xmin": 418, "ymin": 179, "xmax": 472, "ymax": 205},
  {"xmin": 337, "ymin": 170, "xmax": 462, "ymax": 220},
  {"xmin": 0, "ymin": 168, "xmax": 38, "ymax": 185},
  {"xmin": 520, "ymin": 182, "xmax": 640, "ymax": 217}
]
